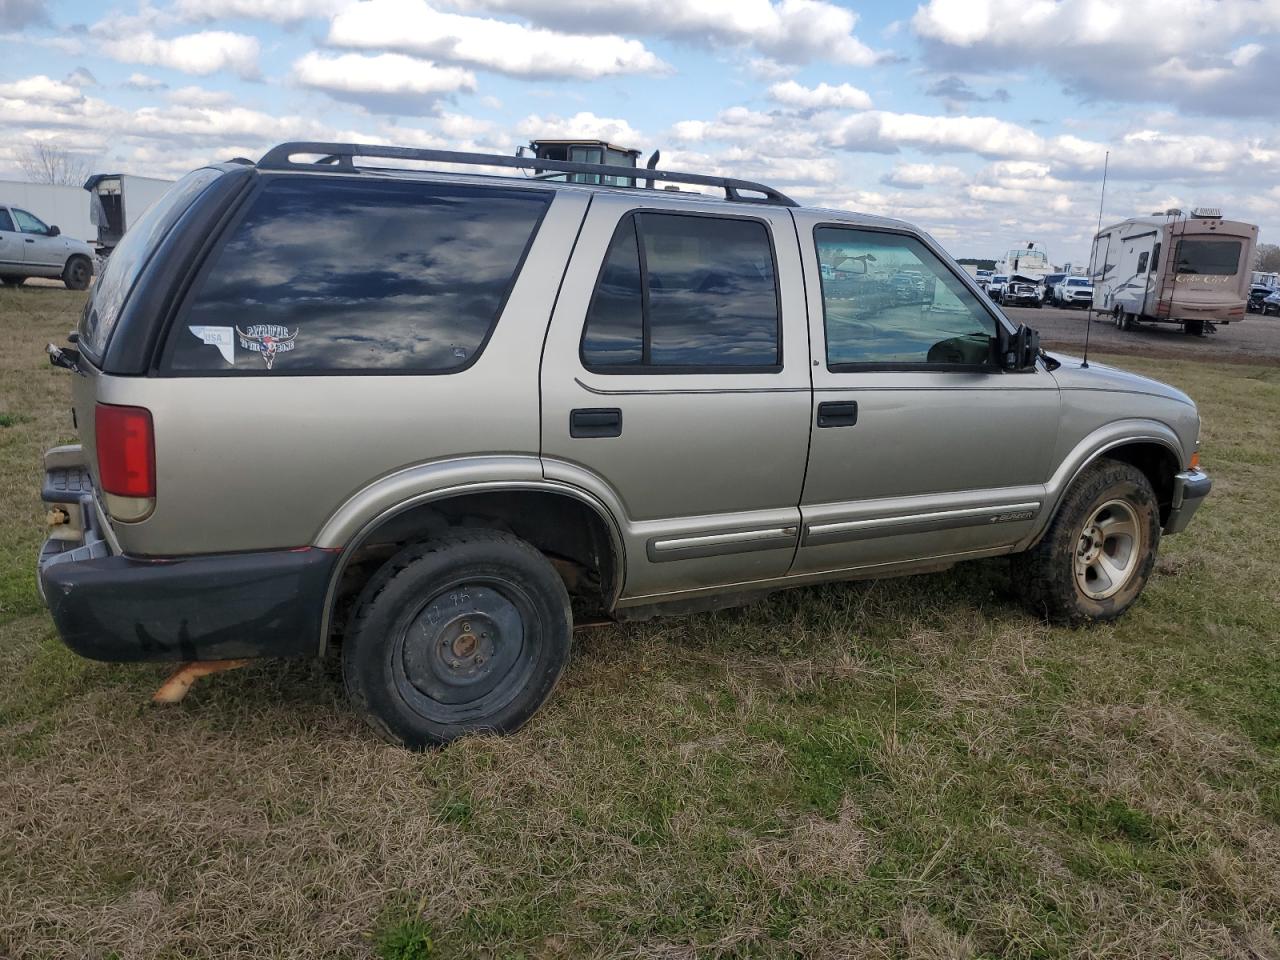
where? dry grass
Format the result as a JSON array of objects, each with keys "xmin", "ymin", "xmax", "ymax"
[{"xmin": 1, "ymin": 287, "xmax": 1279, "ymax": 959}]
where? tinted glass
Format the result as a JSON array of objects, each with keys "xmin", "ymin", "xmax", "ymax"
[
  {"xmin": 582, "ymin": 218, "xmax": 643, "ymax": 365},
  {"xmin": 815, "ymin": 227, "xmax": 997, "ymax": 367},
  {"xmin": 166, "ymin": 177, "xmax": 550, "ymax": 374},
  {"xmin": 1174, "ymin": 239, "xmax": 1242, "ymax": 276},
  {"xmin": 1136, "ymin": 252, "xmax": 1149, "ymax": 273},
  {"xmin": 640, "ymin": 213, "xmax": 778, "ymax": 366},
  {"xmin": 79, "ymin": 169, "xmax": 218, "ymax": 362},
  {"xmin": 12, "ymin": 208, "xmax": 48, "ymax": 233},
  {"xmin": 1066, "ymin": 277, "xmax": 1090, "ymax": 286},
  {"xmin": 0, "ymin": 209, "xmax": 13, "ymax": 232}
]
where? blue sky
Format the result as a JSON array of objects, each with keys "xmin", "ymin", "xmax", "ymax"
[{"xmin": 2, "ymin": 0, "xmax": 1277, "ymax": 264}]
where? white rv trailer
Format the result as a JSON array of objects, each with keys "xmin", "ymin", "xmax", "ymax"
[
  {"xmin": 84, "ymin": 173, "xmax": 174, "ymax": 253},
  {"xmin": 996, "ymin": 242, "xmax": 1051, "ymax": 281},
  {"xmin": 0, "ymin": 180, "xmax": 95, "ymax": 243},
  {"xmin": 1090, "ymin": 210, "xmax": 1258, "ymax": 335}
]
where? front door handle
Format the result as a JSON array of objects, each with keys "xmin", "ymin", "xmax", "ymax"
[
  {"xmin": 817, "ymin": 400, "xmax": 858, "ymax": 428},
  {"xmin": 24, "ymin": 238, "xmax": 35, "ymax": 243},
  {"xmin": 570, "ymin": 407, "xmax": 622, "ymax": 438}
]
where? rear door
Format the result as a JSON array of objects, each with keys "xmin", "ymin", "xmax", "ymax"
[
  {"xmin": 0, "ymin": 208, "xmax": 19, "ymax": 271},
  {"xmin": 540, "ymin": 192, "xmax": 811, "ymax": 600}
]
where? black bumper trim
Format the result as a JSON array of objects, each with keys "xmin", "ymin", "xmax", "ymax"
[{"xmin": 40, "ymin": 547, "xmax": 337, "ymax": 663}]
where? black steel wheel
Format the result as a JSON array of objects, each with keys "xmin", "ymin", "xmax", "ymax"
[{"xmin": 342, "ymin": 530, "xmax": 572, "ymax": 748}]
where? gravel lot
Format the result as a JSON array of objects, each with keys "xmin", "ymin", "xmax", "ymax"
[{"xmin": 1003, "ymin": 304, "xmax": 1280, "ymax": 365}]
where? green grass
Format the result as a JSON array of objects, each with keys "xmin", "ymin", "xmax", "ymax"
[{"xmin": 1, "ymin": 286, "xmax": 1278, "ymax": 958}]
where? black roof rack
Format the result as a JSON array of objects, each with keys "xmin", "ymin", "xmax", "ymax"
[{"xmin": 256, "ymin": 141, "xmax": 798, "ymax": 208}]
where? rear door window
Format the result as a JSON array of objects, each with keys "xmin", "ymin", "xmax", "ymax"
[
  {"xmin": 581, "ymin": 211, "xmax": 780, "ymax": 371},
  {"xmin": 0, "ymin": 209, "xmax": 13, "ymax": 232},
  {"xmin": 164, "ymin": 177, "xmax": 551, "ymax": 374}
]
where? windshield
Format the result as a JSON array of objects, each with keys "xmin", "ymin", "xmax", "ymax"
[
  {"xmin": 78, "ymin": 168, "xmax": 221, "ymax": 363},
  {"xmin": 1066, "ymin": 278, "xmax": 1091, "ymax": 287},
  {"xmin": 1174, "ymin": 238, "xmax": 1242, "ymax": 276},
  {"xmin": 992, "ymin": 275, "xmax": 1007, "ymax": 283}
]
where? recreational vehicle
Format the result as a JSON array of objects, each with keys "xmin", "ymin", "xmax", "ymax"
[{"xmin": 1090, "ymin": 210, "xmax": 1258, "ymax": 335}]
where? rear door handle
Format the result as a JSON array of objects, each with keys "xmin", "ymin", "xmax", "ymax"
[
  {"xmin": 24, "ymin": 238, "xmax": 35, "ymax": 243},
  {"xmin": 570, "ymin": 407, "xmax": 622, "ymax": 438},
  {"xmin": 817, "ymin": 400, "xmax": 858, "ymax": 428}
]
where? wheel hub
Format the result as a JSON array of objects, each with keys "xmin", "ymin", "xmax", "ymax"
[
  {"xmin": 400, "ymin": 586, "xmax": 525, "ymax": 705},
  {"xmin": 1073, "ymin": 499, "xmax": 1142, "ymax": 601}
]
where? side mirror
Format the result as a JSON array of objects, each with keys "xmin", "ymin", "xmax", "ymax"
[
  {"xmin": 994, "ymin": 323, "xmax": 1039, "ymax": 370},
  {"xmin": 48, "ymin": 225, "xmax": 60, "ymax": 237}
]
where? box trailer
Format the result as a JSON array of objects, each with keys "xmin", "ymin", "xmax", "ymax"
[
  {"xmin": 1090, "ymin": 210, "xmax": 1258, "ymax": 335},
  {"xmin": 84, "ymin": 173, "xmax": 174, "ymax": 253},
  {"xmin": 0, "ymin": 180, "xmax": 95, "ymax": 244}
]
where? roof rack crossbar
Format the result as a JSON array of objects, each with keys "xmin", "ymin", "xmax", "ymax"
[{"xmin": 257, "ymin": 141, "xmax": 798, "ymax": 207}]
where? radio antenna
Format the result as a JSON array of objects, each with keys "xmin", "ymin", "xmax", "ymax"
[{"xmin": 1082, "ymin": 149, "xmax": 1109, "ymax": 369}]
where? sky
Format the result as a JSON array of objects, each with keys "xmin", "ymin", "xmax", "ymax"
[{"xmin": 1, "ymin": 0, "xmax": 1278, "ymax": 265}]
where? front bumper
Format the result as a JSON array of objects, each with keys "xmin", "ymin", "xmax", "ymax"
[
  {"xmin": 1164, "ymin": 468, "xmax": 1212, "ymax": 535},
  {"xmin": 38, "ymin": 449, "xmax": 336, "ymax": 662}
]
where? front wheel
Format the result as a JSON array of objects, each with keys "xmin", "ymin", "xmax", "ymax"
[
  {"xmin": 342, "ymin": 530, "xmax": 572, "ymax": 749},
  {"xmin": 63, "ymin": 256, "xmax": 92, "ymax": 291},
  {"xmin": 1010, "ymin": 460, "xmax": 1161, "ymax": 624}
]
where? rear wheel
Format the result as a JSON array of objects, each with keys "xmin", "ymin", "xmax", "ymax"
[
  {"xmin": 342, "ymin": 530, "xmax": 572, "ymax": 749},
  {"xmin": 62, "ymin": 256, "xmax": 92, "ymax": 291},
  {"xmin": 1010, "ymin": 460, "xmax": 1160, "ymax": 624}
]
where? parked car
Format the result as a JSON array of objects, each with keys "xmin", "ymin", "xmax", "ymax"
[
  {"xmin": 1262, "ymin": 291, "xmax": 1280, "ymax": 316},
  {"xmin": 1054, "ymin": 276, "xmax": 1094, "ymax": 309},
  {"xmin": 1041, "ymin": 272, "xmax": 1067, "ymax": 304},
  {"xmin": 39, "ymin": 142, "xmax": 1211, "ymax": 748},
  {"xmin": 1001, "ymin": 280, "xmax": 1041, "ymax": 307},
  {"xmin": 0, "ymin": 203, "xmax": 95, "ymax": 289},
  {"xmin": 1248, "ymin": 285, "xmax": 1272, "ymax": 313},
  {"xmin": 987, "ymin": 273, "xmax": 1009, "ymax": 300}
]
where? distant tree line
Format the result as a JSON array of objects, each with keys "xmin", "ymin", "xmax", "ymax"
[
  {"xmin": 956, "ymin": 258, "xmax": 997, "ymax": 271},
  {"xmin": 1256, "ymin": 243, "xmax": 1280, "ymax": 274}
]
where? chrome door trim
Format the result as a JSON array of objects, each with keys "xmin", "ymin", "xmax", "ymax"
[
  {"xmin": 575, "ymin": 378, "xmax": 810, "ymax": 397},
  {"xmin": 804, "ymin": 501, "xmax": 1041, "ymax": 546},
  {"xmin": 647, "ymin": 525, "xmax": 799, "ymax": 562}
]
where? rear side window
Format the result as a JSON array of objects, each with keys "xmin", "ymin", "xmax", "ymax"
[
  {"xmin": 0, "ymin": 209, "xmax": 13, "ymax": 232},
  {"xmin": 164, "ymin": 177, "xmax": 550, "ymax": 374},
  {"xmin": 79, "ymin": 169, "xmax": 220, "ymax": 363},
  {"xmin": 581, "ymin": 212, "xmax": 780, "ymax": 371}
]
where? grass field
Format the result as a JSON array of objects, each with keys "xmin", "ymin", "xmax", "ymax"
[{"xmin": 2, "ymin": 286, "xmax": 1279, "ymax": 960}]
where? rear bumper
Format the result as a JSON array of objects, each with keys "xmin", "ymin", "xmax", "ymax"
[
  {"xmin": 40, "ymin": 546, "xmax": 336, "ymax": 663},
  {"xmin": 38, "ymin": 447, "xmax": 336, "ymax": 662},
  {"xmin": 1164, "ymin": 468, "xmax": 1212, "ymax": 536}
]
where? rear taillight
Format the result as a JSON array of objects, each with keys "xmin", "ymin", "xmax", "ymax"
[{"xmin": 96, "ymin": 403, "xmax": 155, "ymax": 505}]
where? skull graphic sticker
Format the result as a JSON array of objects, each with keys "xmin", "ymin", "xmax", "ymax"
[{"xmin": 236, "ymin": 324, "xmax": 298, "ymax": 370}]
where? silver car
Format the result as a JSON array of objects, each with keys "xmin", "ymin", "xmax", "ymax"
[
  {"xmin": 38, "ymin": 142, "xmax": 1212, "ymax": 748},
  {"xmin": 0, "ymin": 203, "xmax": 95, "ymax": 289}
]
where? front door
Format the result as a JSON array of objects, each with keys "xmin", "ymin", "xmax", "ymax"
[
  {"xmin": 791, "ymin": 217, "xmax": 1061, "ymax": 576},
  {"xmin": 540, "ymin": 193, "xmax": 812, "ymax": 600},
  {"xmin": 11, "ymin": 207, "xmax": 61, "ymax": 268}
]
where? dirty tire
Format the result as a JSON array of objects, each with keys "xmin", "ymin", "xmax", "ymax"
[
  {"xmin": 342, "ymin": 530, "xmax": 572, "ymax": 749},
  {"xmin": 1010, "ymin": 459, "xmax": 1161, "ymax": 625},
  {"xmin": 62, "ymin": 256, "xmax": 92, "ymax": 291}
]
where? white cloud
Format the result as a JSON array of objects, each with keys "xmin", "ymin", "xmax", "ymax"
[
  {"xmin": 96, "ymin": 30, "xmax": 262, "ymax": 79},
  {"xmin": 452, "ymin": 0, "xmax": 883, "ymax": 66},
  {"xmin": 515, "ymin": 111, "xmax": 643, "ymax": 145},
  {"xmin": 327, "ymin": 0, "xmax": 668, "ymax": 79},
  {"xmin": 125, "ymin": 72, "xmax": 167, "ymax": 91},
  {"xmin": 292, "ymin": 52, "xmax": 476, "ymax": 113},
  {"xmin": 167, "ymin": 85, "xmax": 234, "ymax": 107},
  {"xmin": 0, "ymin": 75, "xmax": 84, "ymax": 104},
  {"xmin": 912, "ymin": 0, "xmax": 1280, "ymax": 116},
  {"xmin": 880, "ymin": 161, "xmax": 966, "ymax": 189},
  {"xmin": 174, "ymin": 0, "xmax": 346, "ymax": 23},
  {"xmin": 768, "ymin": 80, "xmax": 872, "ymax": 111}
]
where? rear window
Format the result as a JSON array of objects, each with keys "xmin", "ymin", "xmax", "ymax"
[
  {"xmin": 79, "ymin": 169, "xmax": 220, "ymax": 362},
  {"xmin": 1174, "ymin": 239, "xmax": 1242, "ymax": 276},
  {"xmin": 164, "ymin": 177, "xmax": 550, "ymax": 374}
]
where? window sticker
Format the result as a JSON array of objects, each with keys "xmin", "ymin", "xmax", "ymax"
[
  {"xmin": 188, "ymin": 325, "xmax": 235, "ymax": 365},
  {"xmin": 236, "ymin": 324, "xmax": 297, "ymax": 370}
]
